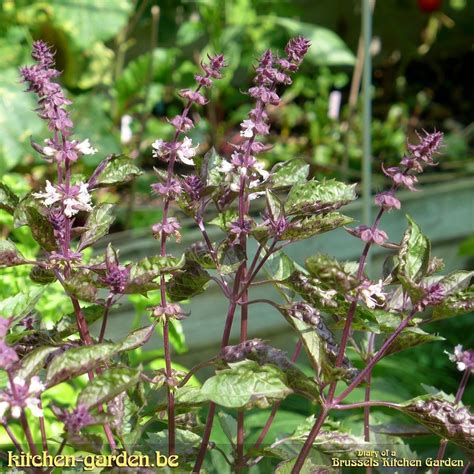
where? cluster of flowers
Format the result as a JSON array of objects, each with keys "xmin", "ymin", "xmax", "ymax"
[
  {"xmin": 447, "ymin": 345, "xmax": 474, "ymax": 373},
  {"xmin": 0, "ymin": 319, "xmax": 44, "ymax": 420},
  {"xmin": 20, "ymin": 41, "xmax": 97, "ymax": 256},
  {"xmin": 224, "ymin": 38, "xmax": 311, "ymax": 243}
]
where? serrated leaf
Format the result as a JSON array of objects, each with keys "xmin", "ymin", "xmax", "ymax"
[
  {"xmin": 78, "ymin": 203, "xmax": 115, "ymax": 250},
  {"xmin": 56, "ymin": 305, "xmax": 104, "ymax": 338},
  {"xmin": 208, "ymin": 209, "xmax": 239, "ymax": 231},
  {"xmin": 46, "ymin": 343, "xmax": 117, "ymax": 386},
  {"xmin": 94, "ymin": 156, "xmax": 141, "ymax": 187},
  {"xmin": 25, "ymin": 206, "xmax": 57, "ymax": 251},
  {"xmin": 147, "ymin": 429, "xmax": 201, "ymax": 457},
  {"xmin": 398, "ymin": 215, "xmax": 431, "ymax": 287},
  {"xmin": 29, "ymin": 265, "xmax": 57, "ymax": 284},
  {"xmin": 166, "ymin": 261, "xmax": 210, "ymax": 302},
  {"xmin": 270, "ymin": 159, "xmax": 310, "ymax": 188},
  {"xmin": 399, "ymin": 394, "xmax": 474, "ymax": 458},
  {"xmin": 432, "ymin": 286, "xmax": 474, "ymax": 320},
  {"xmin": 0, "ymin": 287, "xmax": 45, "ymax": 323},
  {"xmin": 265, "ymin": 251, "xmax": 296, "ymax": 281},
  {"xmin": 277, "ymin": 304, "xmax": 356, "ymax": 383},
  {"xmin": 383, "ymin": 327, "xmax": 444, "ymax": 356},
  {"xmin": 0, "ymin": 183, "xmax": 19, "ymax": 214},
  {"xmin": 78, "ymin": 368, "xmax": 140, "ymax": 408},
  {"xmin": 125, "ymin": 255, "xmax": 183, "ymax": 294},
  {"xmin": 286, "ymin": 179, "xmax": 356, "ymax": 216},
  {"xmin": 17, "ymin": 346, "xmax": 58, "ymax": 381},
  {"xmin": 119, "ymin": 325, "xmax": 154, "ymax": 352},
  {"xmin": 305, "ymin": 253, "xmax": 359, "ymax": 292},
  {"xmin": 64, "ymin": 270, "xmax": 99, "ymax": 303},
  {"xmin": 201, "ymin": 360, "xmax": 292, "ymax": 408},
  {"xmin": 0, "ymin": 240, "xmax": 27, "ymax": 267}
]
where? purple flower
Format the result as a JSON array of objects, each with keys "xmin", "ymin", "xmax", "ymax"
[
  {"xmin": 374, "ymin": 191, "xmax": 401, "ymax": 210},
  {"xmin": 263, "ymin": 214, "xmax": 289, "ymax": 239},
  {"xmin": 285, "ymin": 37, "xmax": 311, "ymax": 65},
  {"xmin": 102, "ymin": 246, "xmax": 129, "ymax": 294},
  {"xmin": 58, "ymin": 404, "xmax": 95, "ymax": 433},
  {"xmin": 179, "ymin": 89, "xmax": 208, "ymax": 106},
  {"xmin": 0, "ymin": 376, "xmax": 44, "ymax": 419},
  {"xmin": 408, "ymin": 131, "xmax": 443, "ymax": 164},
  {"xmin": 229, "ymin": 219, "xmax": 252, "ymax": 244},
  {"xmin": 419, "ymin": 282, "xmax": 445, "ymax": 308},
  {"xmin": 382, "ymin": 166, "xmax": 418, "ymax": 191},
  {"xmin": 152, "ymin": 303, "xmax": 186, "ymax": 321},
  {"xmin": 201, "ymin": 53, "xmax": 226, "ymax": 79},
  {"xmin": 151, "ymin": 179, "xmax": 182, "ymax": 198},
  {"xmin": 152, "ymin": 217, "xmax": 181, "ymax": 242},
  {"xmin": 20, "ymin": 41, "xmax": 74, "ymax": 136},
  {"xmin": 168, "ymin": 115, "xmax": 194, "ymax": 133},
  {"xmin": 0, "ymin": 341, "xmax": 18, "ymax": 371},
  {"xmin": 248, "ymin": 86, "xmax": 280, "ymax": 105},
  {"xmin": 194, "ymin": 74, "xmax": 212, "ymax": 88},
  {"xmin": 182, "ymin": 175, "xmax": 204, "ymax": 202},
  {"xmin": 347, "ymin": 225, "xmax": 388, "ymax": 245}
]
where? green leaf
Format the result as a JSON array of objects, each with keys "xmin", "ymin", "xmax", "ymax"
[
  {"xmin": 93, "ymin": 156, "xmax": 142, "ymax": 187},
  {"xmin": 25, "ymin": 206, "xmax": 57, "ymax": 251},
  {"xmin": 78, "ymin": 368, "xmax": 140, "ymax": 408},
  {"xmin": 119, "ymin": 325, "xmax": 154, "ymax": 352},
  {"xmin": 432, "ymin": 286, "xmax": 474, "ymax": 320},
  {"xmin": 198, "ymin": 147, "xmax": 225, "ymax": 188},
  {"xmin": 64, "ymin": 270, "xmax": 99, "ymax": 303},
  {"xmin": 270, "ymin": 159, "xmax": 310, "ymax": 188},
  {"xmin": 201, "ymin": 360, "xmax": 293, "ymax": 408},
  {"xmin": 286, "ymin": 179, "xmax": 356, "ymax": 216},
  {"xmin": 0, "ymin": 240, "xmax": 27, "ymax": 267},
  {"xmin": 273, "ymin": 17, "xmax": 356, "ymax": 66},
  {"xmin": 17, "ymin": 346, "xmax": 58, "ymax": 381},
  {"xmin": 56, "ymin": 305, "xmax": 104, "ymax": 338},
  {"xmin": 0, "ymin": 287, "xmax": 46, "ymax": 323},
  {"xmin": 383, "ymin": 327, "xmax": 444, "ymax": 357},
  {"xmin": 50, "ymin": 0, "xmax": 133, "ymax": 50},
  {"xmin": 46, "ymin": 343, "xmax": 117, "ymax": 386},
  {"xmin": 125, "ymin": 255, "xmax": 183, "ymax": 294},
  {"xmin": 217, "ymin": 411, "xmax": 238, "ymax": 445},
  {"xmin": 166, "ymin": 261, "xmax": 210, "ymax": 302},
  {"xmin": 277, "ymin": 304, "xmax": 356, "ymax": 383},
  {"xmin": 78, "ymin": 203, "xmax": 115, "ymax": 250},
  {"xmin": 29, "ymin": 265, "xmax": 57, "ymax": 284},
  {"xmin": 265, "ymin": 251, "xmax": 296, "ymax": 281},
  {"xmin": 398, "ymin": 215, "xmax": 431, "ymax": 286},
  {"xmin": 399, "ymin": 394, "xmax": 474, "ymax": 458},
  {"xmin": 305, "ymin": 254, "xmax": 359, "ymax": 292},
  {"xmin": 0, "ymin": 183, "xmax": 19, "ymax": 214},
  {"xmin": 147, "ymin": 429, "xmax": 201, "ymax": 457},
  {"xmin": 208, "ymin": 210, "xmax": 239, "ymax": 231}
]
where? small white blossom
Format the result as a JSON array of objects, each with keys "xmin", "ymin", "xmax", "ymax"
[
  {"xmin": 0, "ymin": 375, "xmax": 44, "ymax": 419},
  {"xmin": 34, "ymin": 181, "xmax": 92, "ymax": 217},
  {"xmin": 359, "ymin": 280, "xmax": 386, "ymax": 309},
  {"xmin": 33, "ymin": 180, "xmax": 61, "ymax": 206},
  {"xmin": 445, "ymin": 345, "xmax": 473, "ymax": 372},
  {"xmin": 319, "ymin": 289, "xmax": 337, "ymax": 305},
  {"xmin": 177, "ymin": 137, "xmax": 198, "ymax": 165},
  {"xmin": 152, "ymin": 139, "xmax": 166, "ymax": 158},
  {"xmin": 240, "ymin": 119, "xmax": 255, "ymax": 138},
  {"xmin": 75, "ymin": 139, "xmax": 97, "ymax": 155}
]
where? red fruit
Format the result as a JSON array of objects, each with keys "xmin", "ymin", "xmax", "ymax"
[{"xmin": 417, "ymin": 0, "xmax": 442, "ymax": 12}]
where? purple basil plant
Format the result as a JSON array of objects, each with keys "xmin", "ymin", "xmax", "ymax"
[{"xmin": 0, "ymin": 38, "xmax": 472, "ymax": 474}]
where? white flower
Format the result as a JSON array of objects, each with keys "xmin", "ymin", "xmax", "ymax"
[
  {"xmin": 240, "ymin": 119, "xmax": 255, "ymax": 138},
  {"xmin": 0, "ymin": 401, "xmax": 9, "ymax": 419},
  {"xmin": 63, "ymin": 182, "xmax": 92, "ymax": 217},
  {"xmin": 319, "ymin": 289, "xmax": 337, "ymax": 305},
  {"xmin": 219, "ymin": 159, "xmax": 234, "ymax": 173},
  {"xmin": 75, "ymin": 139, "xmax": 97, "ymax": 155},
  {"xmin": 359, "ymin": 280, "xmax": 386, "ymax": 309},
  {"xmin": 120, "ymin": 115, "xmax": 133, "ymax": 144},
  {"xmin": 33, "ymin": 181, "xmax": 92, "ymax": 217},
  {"xmin": 0, "ymin": 375, "xmax": 45, "ymax": 419},
  {"xmin": 177, "ymin": 137, "xmax": 198, "ymax": 165},
  {"xmin": 33, "ymin": 180, "xmax": 61, "ymax": 206},
  {"xmin": 152, "ymin": 139, "xmax": 166, "ymax": 158},
  {"xmin": 254, "ymin": 160, "xmax": 269, "ymax": 180}
]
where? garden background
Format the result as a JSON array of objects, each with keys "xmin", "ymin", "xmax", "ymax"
[{"xmin": 0, "ymin": 0, "xmax": 473, "ymax": 471}]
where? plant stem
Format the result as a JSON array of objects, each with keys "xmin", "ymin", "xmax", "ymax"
[
  {"xmin": 38, "ymin": 399, "xmax": 48, "ymax": 452},
  {"xmin": 432, "ymin": 369, "xmax": 470, "ymax": 474},
  {"xmin": 163, "ymin": 317, "xmax": 175, "ymax": 455},
  {"xmin": 2, "ymin": 423, "xmax": 22, "ymax": 451},
  {"xmin": 99, "ymin": 295, "xmax": 115, "ymax": 343}
]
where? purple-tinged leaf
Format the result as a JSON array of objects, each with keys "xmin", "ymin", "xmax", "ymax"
[
  {"xmin": 0, "ymin": 183, "xmax": 19, "ymax": 215},
  {"xmin": 0, "ymin": 240, "xmax": 28, "ymax": 267},
  {"xmin": 78, "ymin": 203, "xmax": 115, "ymax": 251}
]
